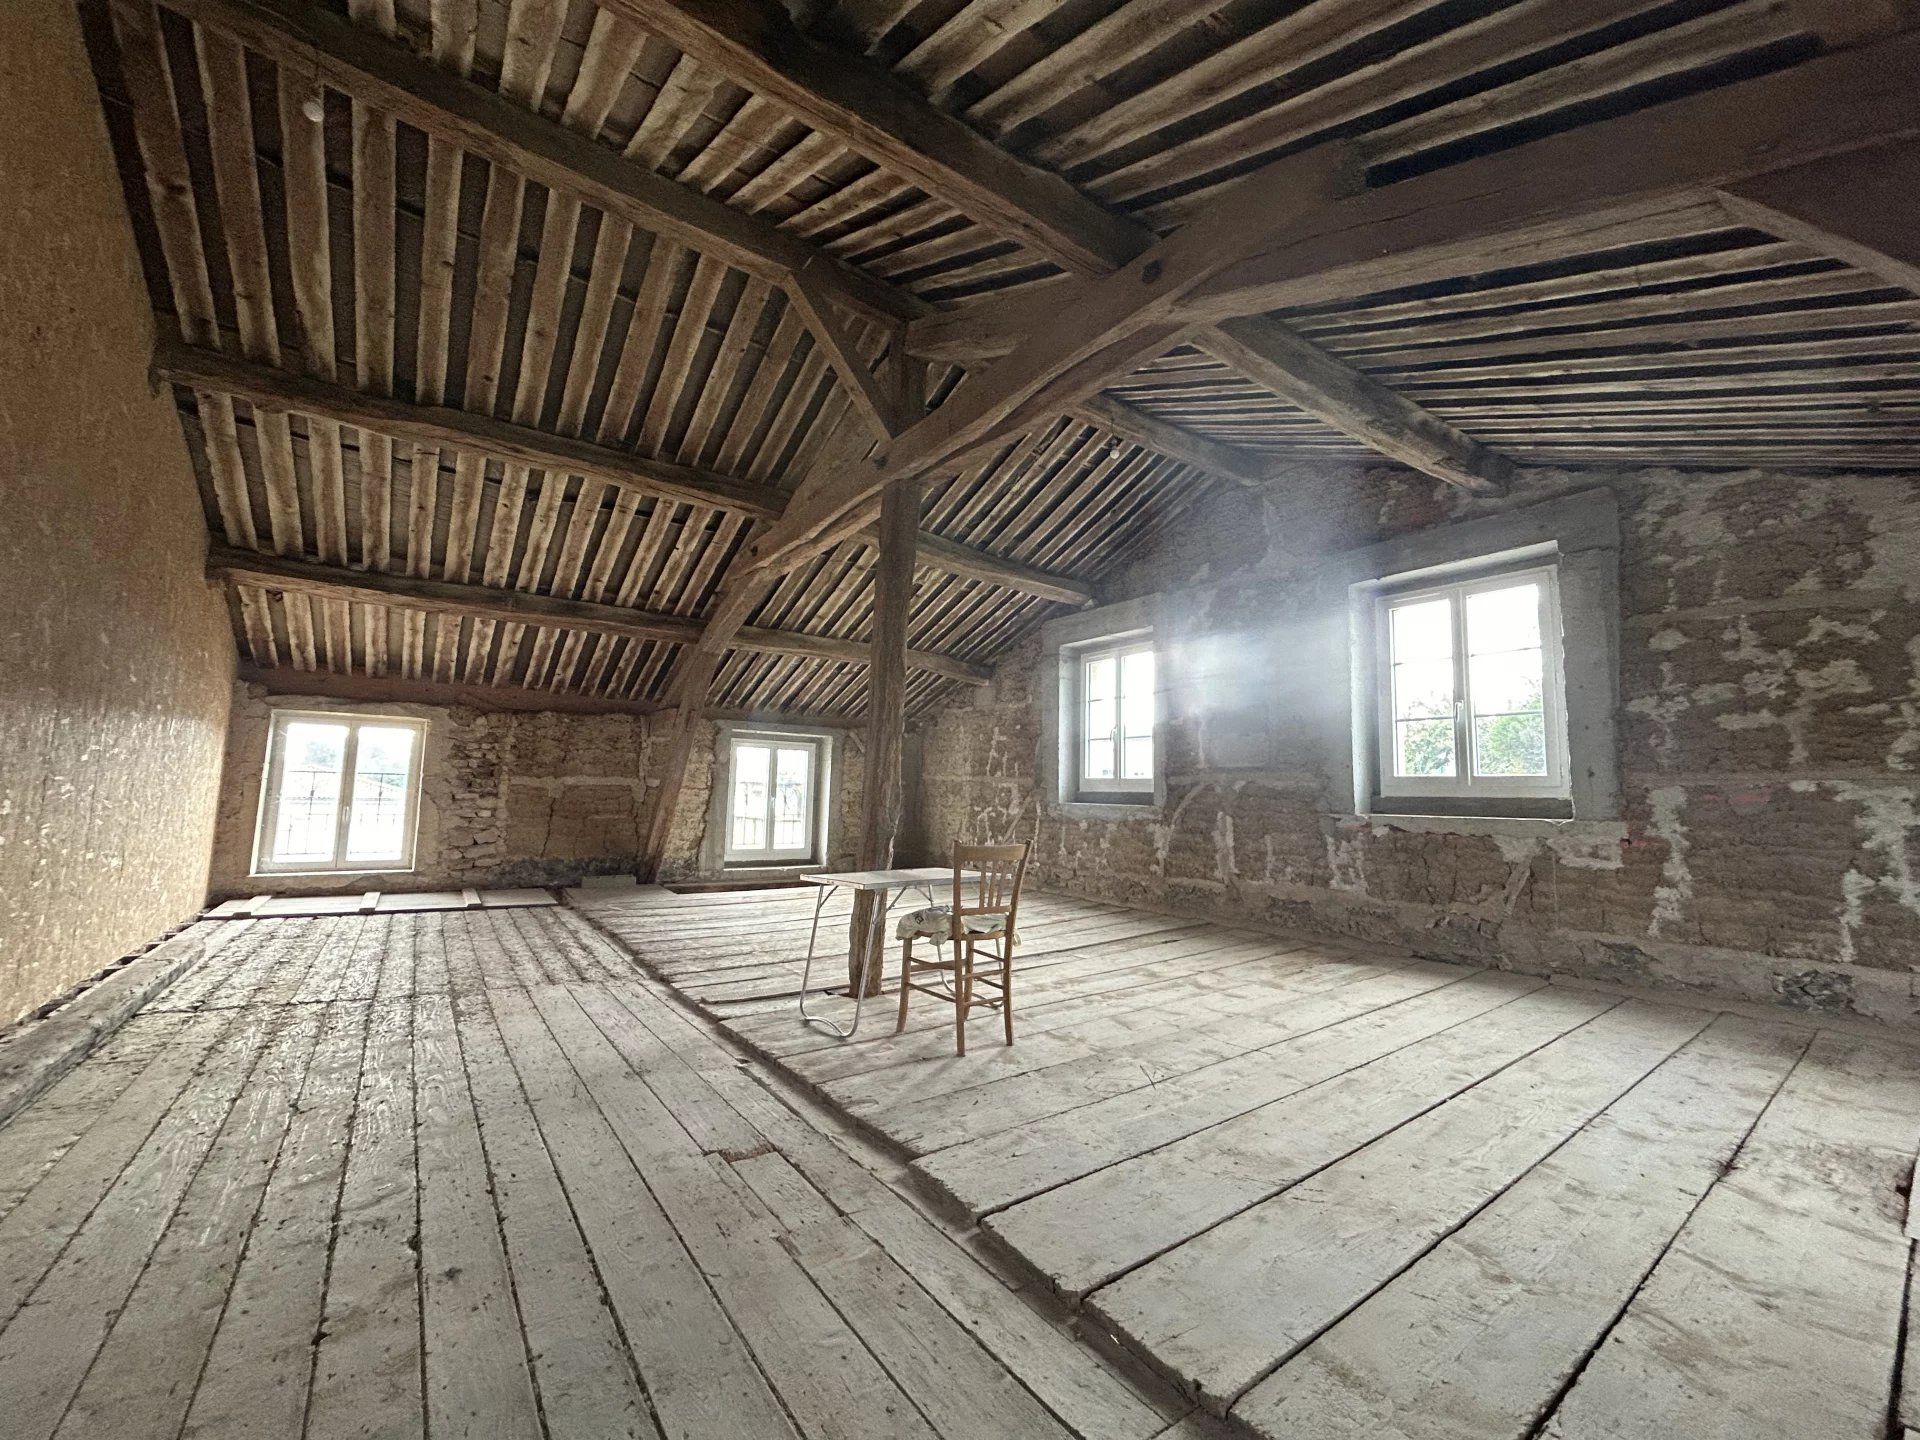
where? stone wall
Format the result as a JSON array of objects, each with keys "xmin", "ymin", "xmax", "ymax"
[
  {"xmin": 0, "ymin": 0, "xmax": 236, "ymax": 1025},
  {"xmin": 210, "ymin": 686, "xmax": 864, "ymax": 895},
  {"xmin": 916, "ymin": 463, "xmax": 1920, "ymax": 1028}
]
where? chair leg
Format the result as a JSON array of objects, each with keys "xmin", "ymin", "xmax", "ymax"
[
  {"xmin": 954, "ymin": 940, "xmax": 971, "ymax": 1057},
  {"xmin": 895, "ymin": 938, "xmax": 913, "ymax": 1034},
  {"xmin": 1002, "ymin": 942, "xmax": 1015, "ymax": 1046}
]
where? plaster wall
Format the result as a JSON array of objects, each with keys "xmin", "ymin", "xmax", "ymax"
[
  {"xmin": 209, "ymin": 686, "xmax": 865, "ymax": 895},
  {"xmin": 917, "ymin": 463, "xmax": 1920, "ymax": 1027},
  {"xmin": 0, "ymin": 0, "xmax": 235, "ymax": 1025}
]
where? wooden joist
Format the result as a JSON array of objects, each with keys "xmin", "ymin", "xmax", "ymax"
[
  {"xmin": 737, "ymin": 32, "xmax": 1920, "ymax": 579},
  {"xmin": 1714, "ymin": 142, "xmax": 1920, "ymax": 297},
  {"xmin": 160, "ymin": 341, "xmax": 1094, "ymax": 608},
  {"xmin": 157, "ymin": 338, "xmax": 786, "ymax": 519},
  {"xmin": 1197, "ymin": 319, "xmax": 1512, "ymax": 495},
  {"xmin": 157, "ymin": 0, "xmax": 912, "ymax": 326},
  {"xmin": 598, "ymin": 0, "xmax": 1143, "ymax": 276},
  {"xmin": 207, "ymin": 548, "xmax": 992, "ymax": 684}
]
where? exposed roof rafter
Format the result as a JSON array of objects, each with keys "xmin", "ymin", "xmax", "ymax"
[{"xmin": 208, "ymin": 548, "xmax": 993, "ymax": 684}]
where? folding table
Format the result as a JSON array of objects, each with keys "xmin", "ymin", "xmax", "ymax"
[{"xmin": 797, "ymin": 866, "xmax": 952, "ymax": 1038}]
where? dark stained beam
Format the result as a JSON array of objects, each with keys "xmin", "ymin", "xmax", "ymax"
[
  {"xmin": 157, "ymin": 338, "xmax": 786, "ymax": 518},
  {"xmin": 1069, "ymin": 393, "xmax": 1273, "ymax": 488}
]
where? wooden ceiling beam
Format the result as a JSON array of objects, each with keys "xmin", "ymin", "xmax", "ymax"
[
  {"xmin": 611, "ymin": 0, "xmax": 1462, "ymax": 492},
  {"xmin": 1197, "ymin": 318, "xmax": 1512, "ymax": 495},
  {"xmin": 599, "ymin": 0, "xmax": 1142, "ymax": 276},
  {"xmin": 165, "ymin": 0, "xmax": 1268, "ymax": 504},
  {"xmin": 1713, "ymin": 142, "xmax": 1920, "ymax": 297},
  {"xmin": 158, "ymin": 338, "xmax": 786, "ymax": 518},
  {"xmin": 209, "ymin": 548, "xmax": 992, "ymax": 683},
  {"xmin": 1069, "ymin": 394, "xmax": 1274, "ymax": 488},
  {"xmin": 159, "ymin": 0, "xmax": 913, "ymax": 327},
  {"xmin": 734, "ymin": 31, "xmax": 1920, "ymax": 580},
  {"xmin": 236, "ymin": 662, "xmax": 872, "ymax": 728},
  {"xmin": 161, "ymin": 340, "xmax": 1092, "ymax": 606}
]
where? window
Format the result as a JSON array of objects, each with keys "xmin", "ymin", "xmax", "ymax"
[
  {"xmin": 723, "ymin": 732, "xmax": 827, "ymax": 865},
  {"xmin": 1374, "ymin": 563, "xmax": 1569, "ymax": 809},
  {"xmin": 1071, "ymin": 637, "xmax": 1156, "ymax": 800},
  {"xmin": 253, "ymin": 712, "xmax": 425, "ymax": 874}
]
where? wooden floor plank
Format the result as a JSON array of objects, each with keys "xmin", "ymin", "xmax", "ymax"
[
  {"xmin": 1086, "ymin": 999, "xmax": 1715, "ymax": 1408},
  {"xmin": 867, "ymin": 960, "xmax": 1459, "ymax": 1156},
  {"xmin": 591, "ymin": 973, "xmax": 1183, "ymax": 1440},
  {"xmin": 412, "ymin": 983, "xmax": 548, "ymax": 1437},
  {"xmin": 1230, "ymin": 1015, "xmax": 1809, "ymax": 1440},
  {"xmin": 0, "ymin": 1001, "xmax": 305, "ymax": 1439},
  {"xmin": 516, "ymin": 983, "xmax": 943, "ymax": 1440},
  {"xmin": 448, "ymin": 986, "xmax": 649, "ymax": 1438},
  {"xmin": 1534, "ymin": 1029, "xmax": 1920, "ymax": 1440},
  {"xmin": 50, "ymin": 1008, "xmax": 327, "ymax": 1440},
  {"xmin": 483, "ymin": 985, "xmax": 803, "ymax": 1440},
  {"xmin": 180, "ymin": 1000, "xmax": 373, "ymax": 1439},
  {"xmin": 306, "ymin": 991, "xmax": 424, "ymax": 1440},
  {"xmin": 735, "ymin": 1150, "xmax": 1081, "ymax": 1440},
  {"xmin": 914, "ymin": 971, "xmax": 1544, "ymax": 1220},
  {"xmin": 985, "ymin": 987, "xmax": 1620, "ymax": 1301}
]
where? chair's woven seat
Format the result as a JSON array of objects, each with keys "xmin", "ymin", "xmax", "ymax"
[{"xmin": 895, "ymin": 904, "xmax": 1010, "ymax": 942}]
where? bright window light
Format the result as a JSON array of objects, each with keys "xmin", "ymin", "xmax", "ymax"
[
  {"xmin": 725, "ymin": 733, "xmax": 824, "ymax": 864},
  {"xmin": 1076, "ymin": 637, "xmax": 1155, "ymax": 796},
  {"xmin": 1375, "ymin": 565, "xmax": 1569, "ymax": 804},
  {"xmin": 254, "ymin": 713, "xmax": 425, "ymax": 874}
]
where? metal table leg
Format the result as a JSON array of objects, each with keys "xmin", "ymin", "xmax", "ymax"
[
  {"xmin": 796, "ymin": 885, "xmax": 843, "ymax": 1034},
  {"xmin": 798, "ymin": 883, "xmax": 939, "ymax": 1040}
]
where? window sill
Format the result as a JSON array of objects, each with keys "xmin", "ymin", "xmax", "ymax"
[
  {"xmin": 249, "ymin": 865, "xmax": 416, "ymax": 879},
  {"xmin": 1051, "ymin": 798, "xmax": 1162, "ymax": 821}
]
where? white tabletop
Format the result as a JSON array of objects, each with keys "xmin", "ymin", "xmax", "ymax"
[{"xmin": 801, "ymin": 866, "xmax": 952, "ymax": 892}]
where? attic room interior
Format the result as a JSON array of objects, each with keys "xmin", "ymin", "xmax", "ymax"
[{"xmin": 6, "ymin": 0, "xmax": 1920, "ymax": 1433}]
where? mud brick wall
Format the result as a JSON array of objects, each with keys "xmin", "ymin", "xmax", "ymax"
[
  {"xmin": 915, "ymin": 464, "xmax": 1920, "ymax": 1027},
  {"xmin": 210, "ymin": 686, "xmax": 864, "ymax": 895}
]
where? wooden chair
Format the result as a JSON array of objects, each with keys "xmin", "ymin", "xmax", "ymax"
[{"xmin": 894, "ymin": 842, "xmax": 1031, "ymax": 1056}]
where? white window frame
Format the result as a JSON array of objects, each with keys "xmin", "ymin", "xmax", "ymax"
[
  {"xmin": 1372, "ymin": 561, "xmax": 1570, "ymax": 807},
  {"xmin": 1067, "ymin": 633, "xmax": 1156, "ymax": 802},
  {"xmin": 252, "ymin": 710, "xmax": 427, "ymax": 876},
  {"xmin": 722, "ymin": 731, "xmax": 829, "ymax": 866}
]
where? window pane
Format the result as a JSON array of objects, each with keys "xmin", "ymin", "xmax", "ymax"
[
  {"xmin": 1120, "ymin": 650, "xmax": 1154, "ymax": 722},
  {"xmin": 1084, "ymin": 654, "xmax": 1116, "ymax": 704},
  {"xmin": 1469, "ymin": 648, "xmax": 1545, "ymax": 717},
  {"xmin": 1474, "ymin": 712, "xmax": 1548, "ymax": 776},
  {"xmin": 1085, "ymin": 737, "xmax": 1115, "ymax": 781},
  {"xmin": 1123, "ymin": 737, "xmax": 1153, "ymax": 780},
  {"xmin": 273, "ymin": 722, "xmax": 347, "ymax": 862},
  {"xmin": 772, "ymin": 746, "xmax": 812, "ymax": 851},
  {"xmin": 1392, "ymin": 658, "xmax": 1455, "ymax": 721},
  {"xmin": 730, "ymin": 743, "xmax": 770, "ymax": 852},
  {"xmin": 1390, "ymin": 597, "xmax": 1452, "ymax": 662},
  {"xmin": 345, "ymin": 725, "xmax": 416, "ymax": 862},
  {"xmin": 1396, "ymin": 718, "xmax": 1456, "ymax": 778},
  {"xmin": 1466, "ymin": 582, "xmax": 1542, "ymax": 655},
  {"xmin": 1086, "ymin": 694, "xmax": 1115, "ymax": 744}
]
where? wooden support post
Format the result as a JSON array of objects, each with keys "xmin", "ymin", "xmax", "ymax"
[{"xmin": 846, "ymin": 472, "xmax": 923, "ymax": 998}]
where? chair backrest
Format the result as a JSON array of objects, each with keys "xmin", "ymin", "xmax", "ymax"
[{"xmin": 951, "ymin": 842, "xmax": 1030, "ymax": 939}]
